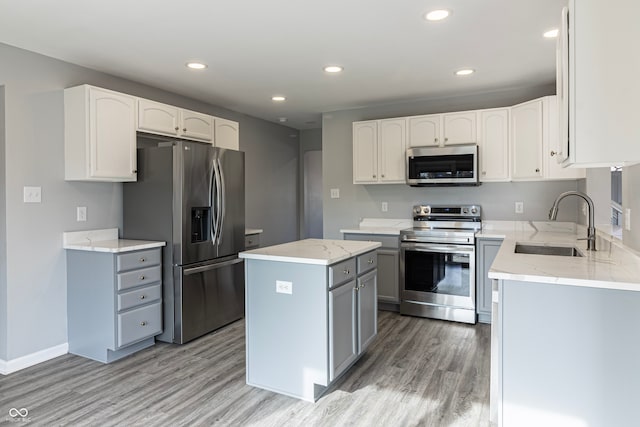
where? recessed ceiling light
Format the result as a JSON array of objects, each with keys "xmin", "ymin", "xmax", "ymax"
[
  {"xmin": 425, "ymin": 9, "xmax": 450, "ymax": 21},
  {"xmin": 455, "ymin": 69, "xmax": 475, "ymax": 76},
  {"xmin": 543, "ymin": 28, "xmax": 559, "ymax": 38},
  {"xmin": 278, "ymin": 117, "xmax": 288, "ymax": 122},
  {"xmin": 272, "ymin": 96, "xmax": 286, "ymax": 102},
  {"xmin": 324, "ymin": 65, "xmax": 343, "ymax": 73},
  {"xmin": 186, "ymin": 62, "xmax": 207, "ymax": 70}
]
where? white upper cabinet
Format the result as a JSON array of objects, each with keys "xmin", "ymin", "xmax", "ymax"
[
  {"xmin": 511, "ymin": 99, "xmax": 543, "ymax": 181},
  {"xmin": 352, "ymin": 119, "xmax": 406, "ymax": 184},
  {"xmin": 64, "ymin": 85, "xmax": 137, "ymax": 182},
  {"xmin": 137, "ymin": 99, "xmax": 180, "ymax": 136},
  {"xmin": 378, "ymin": 119, "xmax": 406, "ymax": 183},
  {"xmin": 137, "ymin": 99, "xmax": 213, "ymax": 142},
  {"xmin": 408, "ymin": 115, "xmax": 440, "ymax": 147},
  {"xmin": 214, "ymin": 117, "xmax": 240, "ymax": 150},
  {"xmin": 353, "ymin": 121, "xmax": 379, "ymax": 183},
  {"xmin": 408, "ymin": 111, "xmax": 477, "ymax": 147},
  {"xmin": 560, "ymin": 0, "xmax": 640, "ymax": 166},
  {"xmin": 479, "ymin": 109, "xmax": 510, "ymax": 182},
  {"xmin": 442, "ymin": 112, "xmax": 477, "ymax": 145},
  {"xmin": 543, "ymin": 96, "xmax": 585, "ymax": 180}
]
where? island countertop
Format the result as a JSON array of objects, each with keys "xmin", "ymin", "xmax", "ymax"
[{"xmin": 239, "ymin": 238, "xmax": 381, "ymax": 265}]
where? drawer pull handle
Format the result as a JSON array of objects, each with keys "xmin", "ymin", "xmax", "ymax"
[
  {"xmin": 343, "ymin": 269, "xmax": 350, "ymax": 275},
  {"xmin": 139, "ymin": 257, "xmax": 146, "ymax": 262},
  {"xmin": 368, "ymin": 259, "xmax": 374, "ymax": 264},
  {"xmin": 139, "ymin": 275, "xmax": 145, "ymax": 280},
  {"xmin": 141, "ymin": 321, "xmax": 148, "ymax": 326},
  {"xmin": 140, "ymin": 295, "xmax": 146, "ymax": 300}
]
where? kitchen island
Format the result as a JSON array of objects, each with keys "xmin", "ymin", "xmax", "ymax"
[
  {"xmin": 486, "ymin": 224, "xmax": 640, "ymax": 426},
  {"xmin": 239, "ymin": 239, "xmax": 381, "ymax": 402}
]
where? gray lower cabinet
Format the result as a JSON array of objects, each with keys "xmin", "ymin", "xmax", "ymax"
[
  {"xmin": 245, "ymin": 250, "xmax": 377, "ymax": 401},
  {"xmin": 476, "ymin": 238, "xmax": 503, "ymax": 324},
  {"xmin": 245, "ymin": 233, "xmax": 260, "ymax": 250},
  {"xmin": 67, "ymin": 248, "xmax": 163, "ymax": 363},
  {"xmin": 343, "ymin": 233, "xmax": 399, "ymax": 306}
]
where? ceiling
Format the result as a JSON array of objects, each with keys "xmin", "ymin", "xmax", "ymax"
[{"xmin": 0, "ymin": 0, "xmax": 566, "ymax": 130}]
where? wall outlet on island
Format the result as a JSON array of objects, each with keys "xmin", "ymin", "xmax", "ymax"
[
  {"xmin": 381, "ymin": 202, "xmax": 388, "ymax": 212},
  {"xmin": 515, "ymin": 201, "xmax": 524, "ymax": 214}
]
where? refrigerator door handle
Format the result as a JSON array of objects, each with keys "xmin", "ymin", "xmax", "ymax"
[
  {"xmin": 209, "ymin": 162, "xmax": 218, "ymax": 245},
  {"xmin": 183, "ymin": 257, "xmax": 243, "ymax": 275},
  {"xmin": 217, "ymin": 158, "xmax": 226, "ymax": 245},
  {"xmin": 213, "ymin": 157, "xmax": 223, "ymax": 245}
]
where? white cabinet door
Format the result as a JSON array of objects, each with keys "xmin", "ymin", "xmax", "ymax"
[
  {"xmin": 511, "ymin": 99, "xmax": 543, "ymax": 180},
  {"xmin": 214, "ymin": 117, "xmax": 239, "ymax": 150},
  {"xmin": 408, "ymin": 114, "xmax": 440, "ymax": 147},
  {"xmin": 378, "ymin": 118, "xmax": 406, "ymax": 183},
  {"xmin": 357, "ymin": 270, "xmax": 377, "ymax": 353},
  {"xmin": 543, "ymin": 96, "xmax": 585, "ymax": 180},
  {"xmin": 329, "ymin": 280, "xmax": 358, "ymax": 381},
  {"xmin": 137, "ymin": 99, "xmax": 179, "ymax": 136},
  {"xmin": 64, "ymin": 85, "xmax": 137, "ymax": 182},
  {"xmin": 353, "ymin": 121, "xmax": 378, "ymax": 183},
  {"xmin": 180, "ymin": 109, "xmax": 213, "ymax": 142},
  {"xmin": 443, "ymin": 111, "xmax": 477, "ymax": 145},
  {"xmin": 479, "ymin": 109, "xmax": 510, "ymax": 182}
]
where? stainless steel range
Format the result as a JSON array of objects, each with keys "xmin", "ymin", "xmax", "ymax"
[{"xmin": 400, "ymin": 204, "xmax": 481, "ymax": 324}]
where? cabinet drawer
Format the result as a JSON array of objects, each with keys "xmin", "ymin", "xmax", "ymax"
[
  {"xmin": 357, "ymin": 251, "xmax": 377, "ymax": 274},
  {"xmin": 116, "ymin": 249, "xmax": 161, "ymax": 272},
  {"xmin": 117, "ymin": 284, "xmax": 162, "ymax": 311},
  {"xmin": 329, "ymin": 258, "xmax": 357, "ymax": 289},
  {"xmin": 117, "ymin": 265, "xmax": 161, "ymax": 291},
  {"xmin": 245, "ymin": 234, "xmax": 260, "ymax": 249},
  {"xmin": 117, "ymin": 302, "xmax": 162, "ymax": 348}
]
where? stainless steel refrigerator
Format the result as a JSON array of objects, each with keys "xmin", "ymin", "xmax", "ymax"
[{"xmin": 123, "ymin": 137, "xmax": 245, "ymax": 344}]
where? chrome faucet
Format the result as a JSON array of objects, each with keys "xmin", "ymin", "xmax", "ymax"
[{"xmin": 549, "ymin": 191, "xmax": 596, "ymax": 251}]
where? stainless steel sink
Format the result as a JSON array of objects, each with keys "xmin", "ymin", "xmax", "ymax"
[{"xmin": 514, "ymin": 244, "xmax": 583, "ymax": 257}]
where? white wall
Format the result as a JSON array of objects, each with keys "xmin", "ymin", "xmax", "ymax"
[
  {"xmin": 322, "ymin": 85, "xmax": 582, "ymax": 238},
  {"xmin": 0, "ymin": 43, "xmax": 299, "ymax": 362}
]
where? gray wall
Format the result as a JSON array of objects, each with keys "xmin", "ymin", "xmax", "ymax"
[
  {"xmin": 299, "ymin": 129, "xmax": 323, "ymax": 238},
  {"xmin": 0, "ymin": 86, "xmax": 6, "ymax": 360},
  {"xmin": 622, "ymin": 163, "xmax": 640, "ymax": 250},
  {"xmin": 0, "ymin": 43, "xmax": 298, "ymax": 361},
  {"xmin": 322, "ymin": 85, "xmax": 581, "ymax": 238}
]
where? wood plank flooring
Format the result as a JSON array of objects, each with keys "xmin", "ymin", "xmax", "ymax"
[{"xmin": 0, "ymin": 311, "xmax": 490, "ymax": 426}]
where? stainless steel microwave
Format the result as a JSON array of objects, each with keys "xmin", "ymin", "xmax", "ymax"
[{"xmin": 406, "ymin": 144, "xmax": 479, "ymax": 186}]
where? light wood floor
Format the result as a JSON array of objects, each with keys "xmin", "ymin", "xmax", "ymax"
[{"xmin": 0, "ymin": 311, "xmax": 491, "ymax": 427}]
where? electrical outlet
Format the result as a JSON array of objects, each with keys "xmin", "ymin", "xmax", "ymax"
[
  {"xmin": 23, "ymin": 186, "xmax": 42, "ymax": 203},
  {"xmin": 515, "ymin": 201, "xmax": 524, "ymax": 214},
  {"xmin": 381, "ymin": 202, "xmax": 388, "ymax": 212},
  {"xmin": 330, "ymin": 188, "xmax": 340, "ymax": 199},
  {"xmin": 276, "ymin": 280, "xmax": 293, "ymax": 294},
  {"xmin": 77, "ymin": 206, "xmax": 87, "ymax": 222}
]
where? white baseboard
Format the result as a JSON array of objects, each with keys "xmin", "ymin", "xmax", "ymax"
[{"xmin": 0, "ymin": 343, "xmax": 68, "ymax": 375}]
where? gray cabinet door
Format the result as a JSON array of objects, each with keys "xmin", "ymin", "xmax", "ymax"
[
  {"xmin": 358, "ymin": 270, "xmax": 378, "ymax": 352},
  {"xmin": 377, "ymin": 249, "xmax": 399, "ymax": 303},
  {"xmin": 329, "ymin": 280, "xmax": 358, "ymax": 381},
  {"xmin": 476, "ymin": 238, "xmax": 502, "ymax": 323}
]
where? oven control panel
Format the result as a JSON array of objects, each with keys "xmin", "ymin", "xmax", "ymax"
[{"xmin": 412, "ymin": 204, "xmax": 481, "ymax": 220}]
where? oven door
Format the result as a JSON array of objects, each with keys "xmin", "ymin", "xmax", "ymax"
[{"xmin": 400, "ymin": 242, "xmax": 475, "ymax": 309}]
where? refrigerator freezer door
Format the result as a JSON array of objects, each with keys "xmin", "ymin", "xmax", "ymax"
[{"xmin": 174, "ymin": 257, "xmax": 245, "ymax": 344}]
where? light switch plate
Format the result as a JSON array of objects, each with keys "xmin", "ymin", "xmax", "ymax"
[
  {"xmin": 23, "ymin": 186, "xmax": 41, "ymax": 203},
  {"xmin": 77, "ymin": 206, "xmax": 87, "ymax": 222},
  {"xmin": 515, "ymin": 201, "xmax": 524, "ymax": 214},
  {"xmin": 330, "ymin": 188, "xmax": 340, "ymax": 199},
  {"xmin": 276, "ymin": 280, "xmax": 293, "ymax": 294}
]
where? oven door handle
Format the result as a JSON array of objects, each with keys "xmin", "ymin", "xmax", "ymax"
[{"xmin": 402, "ymin": 244, "xmax": 474, "ymax": 254}]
